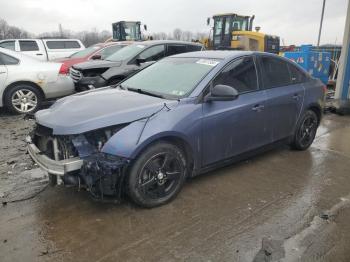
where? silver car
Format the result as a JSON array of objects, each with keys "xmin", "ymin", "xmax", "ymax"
[{"xmin": 0, "ymin": 47, "xmax": 75, "ymax": 114}]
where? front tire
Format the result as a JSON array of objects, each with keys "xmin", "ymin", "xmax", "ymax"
[
  {"xmin": 128, "ymin": 142, "xmax": 187, "ymax": 208},
  {"xmin": 4, "ymin": 84, "xmax": 42, "ymax": 114},
  {"xmin": 291, "ymin": 110, "xmax": 319, "ymax": 150}
]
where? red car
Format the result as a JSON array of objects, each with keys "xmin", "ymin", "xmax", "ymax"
[{"xmin": 54, "ymin": 42, "xmax": 131, "ymax": 74}]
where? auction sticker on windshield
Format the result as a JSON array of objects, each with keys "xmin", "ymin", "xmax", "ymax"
[
  {"xmin": 136, "ymin": 45, "xmax": 146, "ymax": 49},
  {"xmin": 196, "ymin": 59, "xmax": 220, "ymax": 67}
]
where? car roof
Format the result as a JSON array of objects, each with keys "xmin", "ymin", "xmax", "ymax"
[
  {"xmin": 94, "ymin": 41, "xmax": 133, "ymax": 48},
  {"xmin": 170, "ymin": 50, "xmax": 287, "ymax": 60},
  {"xmin": 0, "ymin": 38, "xmax": 82, "ymax": 42},
  {"xmin": 170, "ymin": 50, "xmax": 254, "ymax": 59},
  {"xmin": 136, "ymin": 40, "xmax": 203, "ymax": 47}
]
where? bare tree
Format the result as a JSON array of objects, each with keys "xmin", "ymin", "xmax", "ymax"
[
  {"xmin": 0, "ymin": 18, "xmax": 30, "ymax": 40},
  {"xmin": 151, "ymin": 32, "xmax": 168, "ymax": 40},
  {"xmin": 173, "ymin": 28, "xmax": 183, "ymax": 40},
  {"xmin": 182, "ymin": 31, "xmax": 193, "ymax": 41}
]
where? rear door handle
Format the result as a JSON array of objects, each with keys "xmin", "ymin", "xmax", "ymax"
[
  {"xmin": 252, "ymin": 104, "xmax": 265, "ymax": 112},
  {"xmin": 0, "ymin": 71, "xmax": 6, "ymax": 74}
]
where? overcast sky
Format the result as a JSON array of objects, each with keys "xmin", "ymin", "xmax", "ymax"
[{"xmin": 0, "ymin": 0, "xmax": 347, "ymax": 45}]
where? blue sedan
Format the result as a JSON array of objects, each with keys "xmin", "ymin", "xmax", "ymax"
[{"xmin": 27, "ymin": 51, "xmax": 325, "ymax": 207}]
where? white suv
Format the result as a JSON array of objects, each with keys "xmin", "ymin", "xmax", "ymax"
[{"xmin": 0, "ymin": 39, "xmax": 85, "ymax": 61}]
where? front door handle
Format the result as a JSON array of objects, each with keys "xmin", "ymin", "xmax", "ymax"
[
  {"xmin": 0, "ymin": 71, "xmax": 6, "ymax": 74},
  {"xmin": 292, "ymin": 94, "xmax": 301, "ymax": 100},
  {"xmin": 36, "ymin": 53, "xmax": 43, "ymax": 56},
  {"xmin": 252, "ymin": 104, "xmax": 265, "ymax": 112}
]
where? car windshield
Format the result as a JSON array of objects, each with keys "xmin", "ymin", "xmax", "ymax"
[
  {"xmin": 121, "ymin": 57, "xmax": 221, "ymax": 98},
  {"xmin": 106, "ymin": 44, "xmax": 146, "ymax": 62},
  {"xmin": 70, "ymin": 45, "xmax": 100, "ymax": 58}
]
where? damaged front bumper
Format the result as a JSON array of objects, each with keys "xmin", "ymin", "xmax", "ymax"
[
  {"xmin": 26, "ymin": 136, "xmax": 129, "ymax": 202},
  {"xmin": 75, "ymin": 76, "xmax": 107, "ymax": 92},
  {"xmin": 26, "ymin": 136, "xmax": 83, "ymax": 175}
]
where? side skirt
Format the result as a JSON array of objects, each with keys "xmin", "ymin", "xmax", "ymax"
[{"xmin": 192, "ymin": 138, "xmax": 291, "ymax": 177}]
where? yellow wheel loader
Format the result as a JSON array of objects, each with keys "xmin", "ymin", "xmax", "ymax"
[{"xmin": 206, "ymin": 13, "xmax": 280, "ymax": 54}]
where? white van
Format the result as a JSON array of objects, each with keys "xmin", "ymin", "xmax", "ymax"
[{"xmin": 0, "ymin": 39, "xmax": 85, "ymax": 61}]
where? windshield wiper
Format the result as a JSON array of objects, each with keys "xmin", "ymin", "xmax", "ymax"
[
  {"xmin": 117, "ymin": 84, "xmax": 129, "ymax": 90},
  {"xmin": 128, "ymin": 88, "xmax": 164, "ymax": 98}
]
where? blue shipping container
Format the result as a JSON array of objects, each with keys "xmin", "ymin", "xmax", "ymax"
[{"xmin": 283, "ymin": 45, "xmax": 331, "ymax": 85}]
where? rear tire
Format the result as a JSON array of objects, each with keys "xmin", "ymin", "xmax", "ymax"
[
  {"xmin": 128, "ymin": 142, "xmax": 187, "ymax": 208},
  {"xmin": 290, "ymin": 110, "xmax": 319, "ymax": 150},
  {"xmin": 4, "ymin": 84, "xmax": 42, "ymax": 114}
]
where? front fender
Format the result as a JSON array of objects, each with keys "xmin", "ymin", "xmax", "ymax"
[
  {"xmin": 101, "ymin": 120, "xmax": 194, "ymax": 159},
  {"xmin": 101, "ymin": 102, "xmax": 202, "ymax": 167}
]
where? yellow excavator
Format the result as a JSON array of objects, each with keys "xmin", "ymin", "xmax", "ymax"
[{"xmin": 205, "ymin": 13, "xmax": 280, "ymax": 54}]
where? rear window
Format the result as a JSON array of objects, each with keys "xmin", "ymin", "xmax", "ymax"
[
  {"xmin": 0, "ymin": 53, "xmax": 19, "ymax": 65},
  {"xmin": 187, "ymin": 45, "xmax": 203, "ymax": 52},
  {"xmin": 261, "ymin": 56, "xmax": 291, "ymax": 88},
  {"xmin": 288, "ymin": 63, "xmax": 308, "ymax": 84},
  {"xmin": 70, "ymin": 45, "xmax": 100, "ymax": 58},
  {"xmin": 46, "ymin": 41, "xmax": 81, "ymax": 49},
  {"xmin": 99, "ymin": 45, "xmax": 125, "ymax": 59},
  {"xmin": 19, "ymin": 40, "xmax": 39, "ymax": 51},
  {"xmin": 167, "ymin": 45, "xmax": 187, "ymax": 56}
]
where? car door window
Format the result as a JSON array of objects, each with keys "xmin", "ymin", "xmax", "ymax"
[
  {"xmin": 213, "ymin": 56, "xmax": 258, "ymax": 94},
  {"xmin": 261, "ymin": 56, "xmax": 291, "ymax": 88},
  {"xmin": 138, "ymin": 45, "xmax": 165, "ymax": 62},
  {"xmin": 0, "ymin": 53, "xmax": 19, "ymax": 65},
  {"xmin": 19, "ymin": 40, "xmax": 39, "ymax": 51},
  {"xmin": 167, "ymin": 45, "xmax": 187, "ymax": 56},
  {"xmin": 0, "ymin": 41, "xmax": 16, "ymax": 51}
]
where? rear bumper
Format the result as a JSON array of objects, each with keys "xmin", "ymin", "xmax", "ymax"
[
  {"xmin": 26, "ymin": 136, "xmax": 83, "ymax": 175},
  {"xmin": 44, "ymin": 75, "xmax": 76, "ymax": 99}
]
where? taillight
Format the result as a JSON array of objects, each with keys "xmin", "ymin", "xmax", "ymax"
[{"xmin": 59, "ymin": 63, "xmax": 69, "ymax": 75}]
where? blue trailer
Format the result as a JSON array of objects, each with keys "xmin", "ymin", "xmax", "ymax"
[{"xmin": 283, "ymin": 45, "xmax": 331, "ymax": 85}]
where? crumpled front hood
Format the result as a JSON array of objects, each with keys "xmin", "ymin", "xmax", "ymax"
[
  {"xmin": 73, "ymin": 60, "xmax": 121, "ymax": 70},
  {"xmin": 35, "ymin": 88, "xmax": 175, "ymax": 135}
]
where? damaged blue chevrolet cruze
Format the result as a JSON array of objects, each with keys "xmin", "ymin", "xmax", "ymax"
[{"xmin": 27, "ymin": 51, "xmax": 325, "ymax": 207}]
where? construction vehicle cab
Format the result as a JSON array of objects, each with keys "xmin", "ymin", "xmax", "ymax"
[
  {"xmin": 210, "ymin": 13, "xmax": 280, "ymax": 54},
  {"xmin": 112, "ymin": 21, "xmax": 142, "ymax": 41}
]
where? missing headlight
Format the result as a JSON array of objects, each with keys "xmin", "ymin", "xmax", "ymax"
[{"xmin": 72, "ymin": 124, "xmax": 129, "ymax": 158}]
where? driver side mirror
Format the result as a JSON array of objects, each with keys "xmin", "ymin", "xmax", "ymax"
[
  {"xmin": 91, "ymin": 54, "xmax": 102, "ymax": 60},
  {"xmin": 204, "ymin": 84, "xmax": 239, "ymax": 102},
  {"xmin": 207, "ymin": 18, "xmax": 211, "ymax": 26},
  {"xmin": 136, "ymin": 57, "xmax": 147, "ymax": 65}
]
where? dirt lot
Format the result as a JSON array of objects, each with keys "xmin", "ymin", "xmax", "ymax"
[{"xmin": 1, "ymin": 109, "xmax": 350, "ymax": 262}]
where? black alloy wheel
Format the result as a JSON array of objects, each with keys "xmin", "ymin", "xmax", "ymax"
[
  {"xmin": 128, "ymin": 142, "xmax": 187, "ymax": 208},
  {"xmin": 291, "ymin": 110, "xmax": 319, "ymax": 150}
]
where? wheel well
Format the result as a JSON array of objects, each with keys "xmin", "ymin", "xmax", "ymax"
[
  {"xmin": 3, "ymin": 81, "xmax": 45, "ymax": 105},
  {"xmin": 134, "ymin": 136, "xmax": 195, "ymax": 177},
  {"xmin": 308, "ymin": 105, "xmax": 322, "ymax": 125}
]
